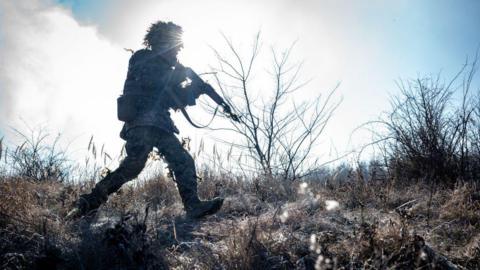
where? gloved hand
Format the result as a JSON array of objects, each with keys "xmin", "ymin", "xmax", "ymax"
[{"xmin": 221, "ymin": 103, "xmax": 240, "ymax": 122}]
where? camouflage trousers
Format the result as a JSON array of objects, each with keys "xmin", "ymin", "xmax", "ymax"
[{"xmin": 79, "ymin": 126, "xmax": 199, "ymax": 213}]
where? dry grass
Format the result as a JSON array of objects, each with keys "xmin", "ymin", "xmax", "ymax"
[{"xmin": 1, "ymin": 170, "xmax": 479, "ymax": 270}]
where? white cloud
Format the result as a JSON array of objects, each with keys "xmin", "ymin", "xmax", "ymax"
[{"xmin": 0, "ymin": 0, "xmax": 128, "ymax": 157}]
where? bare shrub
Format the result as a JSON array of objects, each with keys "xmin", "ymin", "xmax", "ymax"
[
  {"xmin": 208, "ymin": 33, "xmax": 341, "ymax": 181},
  {"xmin": 377, "ymin": 59, "xmax": 480, "ymax": 186},
  {"xmin": 5, "ymin": 128, "xmax": 72, "ymax": 182}
]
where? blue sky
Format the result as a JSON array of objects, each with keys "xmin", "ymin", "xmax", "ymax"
[
  {"xmin": 56, "ymin": 0, "xmax": 108, "ymax": 23},
  {"xmin": 56, "ymin": 0, "xmax": 480, "ymax": 58}
]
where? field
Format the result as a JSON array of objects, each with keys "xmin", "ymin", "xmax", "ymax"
[{"xmin": 1, "ymin": 167, "xmax": 479, "ymax": 269}]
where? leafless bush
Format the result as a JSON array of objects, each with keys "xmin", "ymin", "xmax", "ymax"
[
  {"xmin": 377, "ymin": 59, "xmax": 480, "ymax": 186},
  {"xmin": 208, "ymin": 33, "xmax": 341, "ymax": 181},
  {"xmin": 4, "ymin": 128, "xmax": 72, "ymax": 182}
]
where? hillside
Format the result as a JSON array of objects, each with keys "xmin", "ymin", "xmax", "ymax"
[{"xmin": 1, "ymin": 172, "xmax": 479, "ymax": 269}]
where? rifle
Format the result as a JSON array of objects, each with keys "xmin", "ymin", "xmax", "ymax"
[{"xmin": 182, "ymin": 66, "xmax": 240, "ymax": 122}]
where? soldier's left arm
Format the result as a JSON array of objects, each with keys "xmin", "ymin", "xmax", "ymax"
[
  {"xmin": 171, "ymin": 65, "xmax": 204, "ymax": 107},
  {"xmin": 174, "ymin": 82, "xmax": 204, "ymax": 107}
]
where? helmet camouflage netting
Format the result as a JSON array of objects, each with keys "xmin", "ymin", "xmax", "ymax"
[{"xmin": 143, "ymin": 21, "xmax": 183, "ymax": 49}]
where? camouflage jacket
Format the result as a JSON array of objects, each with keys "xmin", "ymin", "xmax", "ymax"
[{"xmin": 120, "ymin": 49, "xmax": 200, "ymax": 139}]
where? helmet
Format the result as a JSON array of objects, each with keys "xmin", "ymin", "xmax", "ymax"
[{"xmin": 143, "ymin": 21, "xmax": 183, "ymax": 50}]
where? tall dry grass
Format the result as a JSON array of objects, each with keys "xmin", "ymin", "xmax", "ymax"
[{"xmin": 1, "ymin": 163, "xmax": 479, "ymax": 269}]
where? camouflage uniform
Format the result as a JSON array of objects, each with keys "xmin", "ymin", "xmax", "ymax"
[
  {"xmin": 75, "ymin": 48, "xmax": 220, "ymax": 217},
  {"xmin": 120, "ymin": 49, "xmax": 198, "ymax": 136}
]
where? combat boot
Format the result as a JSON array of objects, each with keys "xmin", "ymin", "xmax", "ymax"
[
  {"xmin": 66, "ymin": 174, "xmax": 112, "ymax": 220},
  {"xmin": 175, "ymin": 176, "xmax": 224, "ymax": 218},
  {"xmin": 66, "ymin": 190, "xmax": 107, "ymax": 220},
  {"xmin": 185, "ymin": 197, "xmax": 224, "ymax": 219}
]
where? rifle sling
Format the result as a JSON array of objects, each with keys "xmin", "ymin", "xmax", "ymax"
[{"xmin": 179, "ymin": 106, "xmax": 218, "ymax": 129}]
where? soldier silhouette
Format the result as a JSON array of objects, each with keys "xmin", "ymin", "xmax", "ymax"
[{"xmin": 68, "ymin": 21, "xmax": 231, "ymax": 219}]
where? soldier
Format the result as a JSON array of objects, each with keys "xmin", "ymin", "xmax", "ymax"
[{"xmin": 68, "ymin": 21, "xmax": 225, "ymax": 219}]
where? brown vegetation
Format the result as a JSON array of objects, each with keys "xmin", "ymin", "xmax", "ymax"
[{"xmin": 1, "ymin": 166, "xmax": 479, "ymax": 269}]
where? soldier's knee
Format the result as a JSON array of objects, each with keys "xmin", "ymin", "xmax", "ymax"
[
  {"xmin": 172, "ymin": 150, "xmax": 194, "ymax": 172},
  {"xmin": 119, "ymin": 142, "xmax": 150, "ymax": 178},
  {"xmin": 120, "ymin": 157, "xmax": 146, "ymax": 178},
  {"xmin": 172, "ymin": 153, "xmax": 195, "ymax": 180},
  {"xmin": 182, "ymin": 152, "xmax": 195, "ymax": 169}
]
